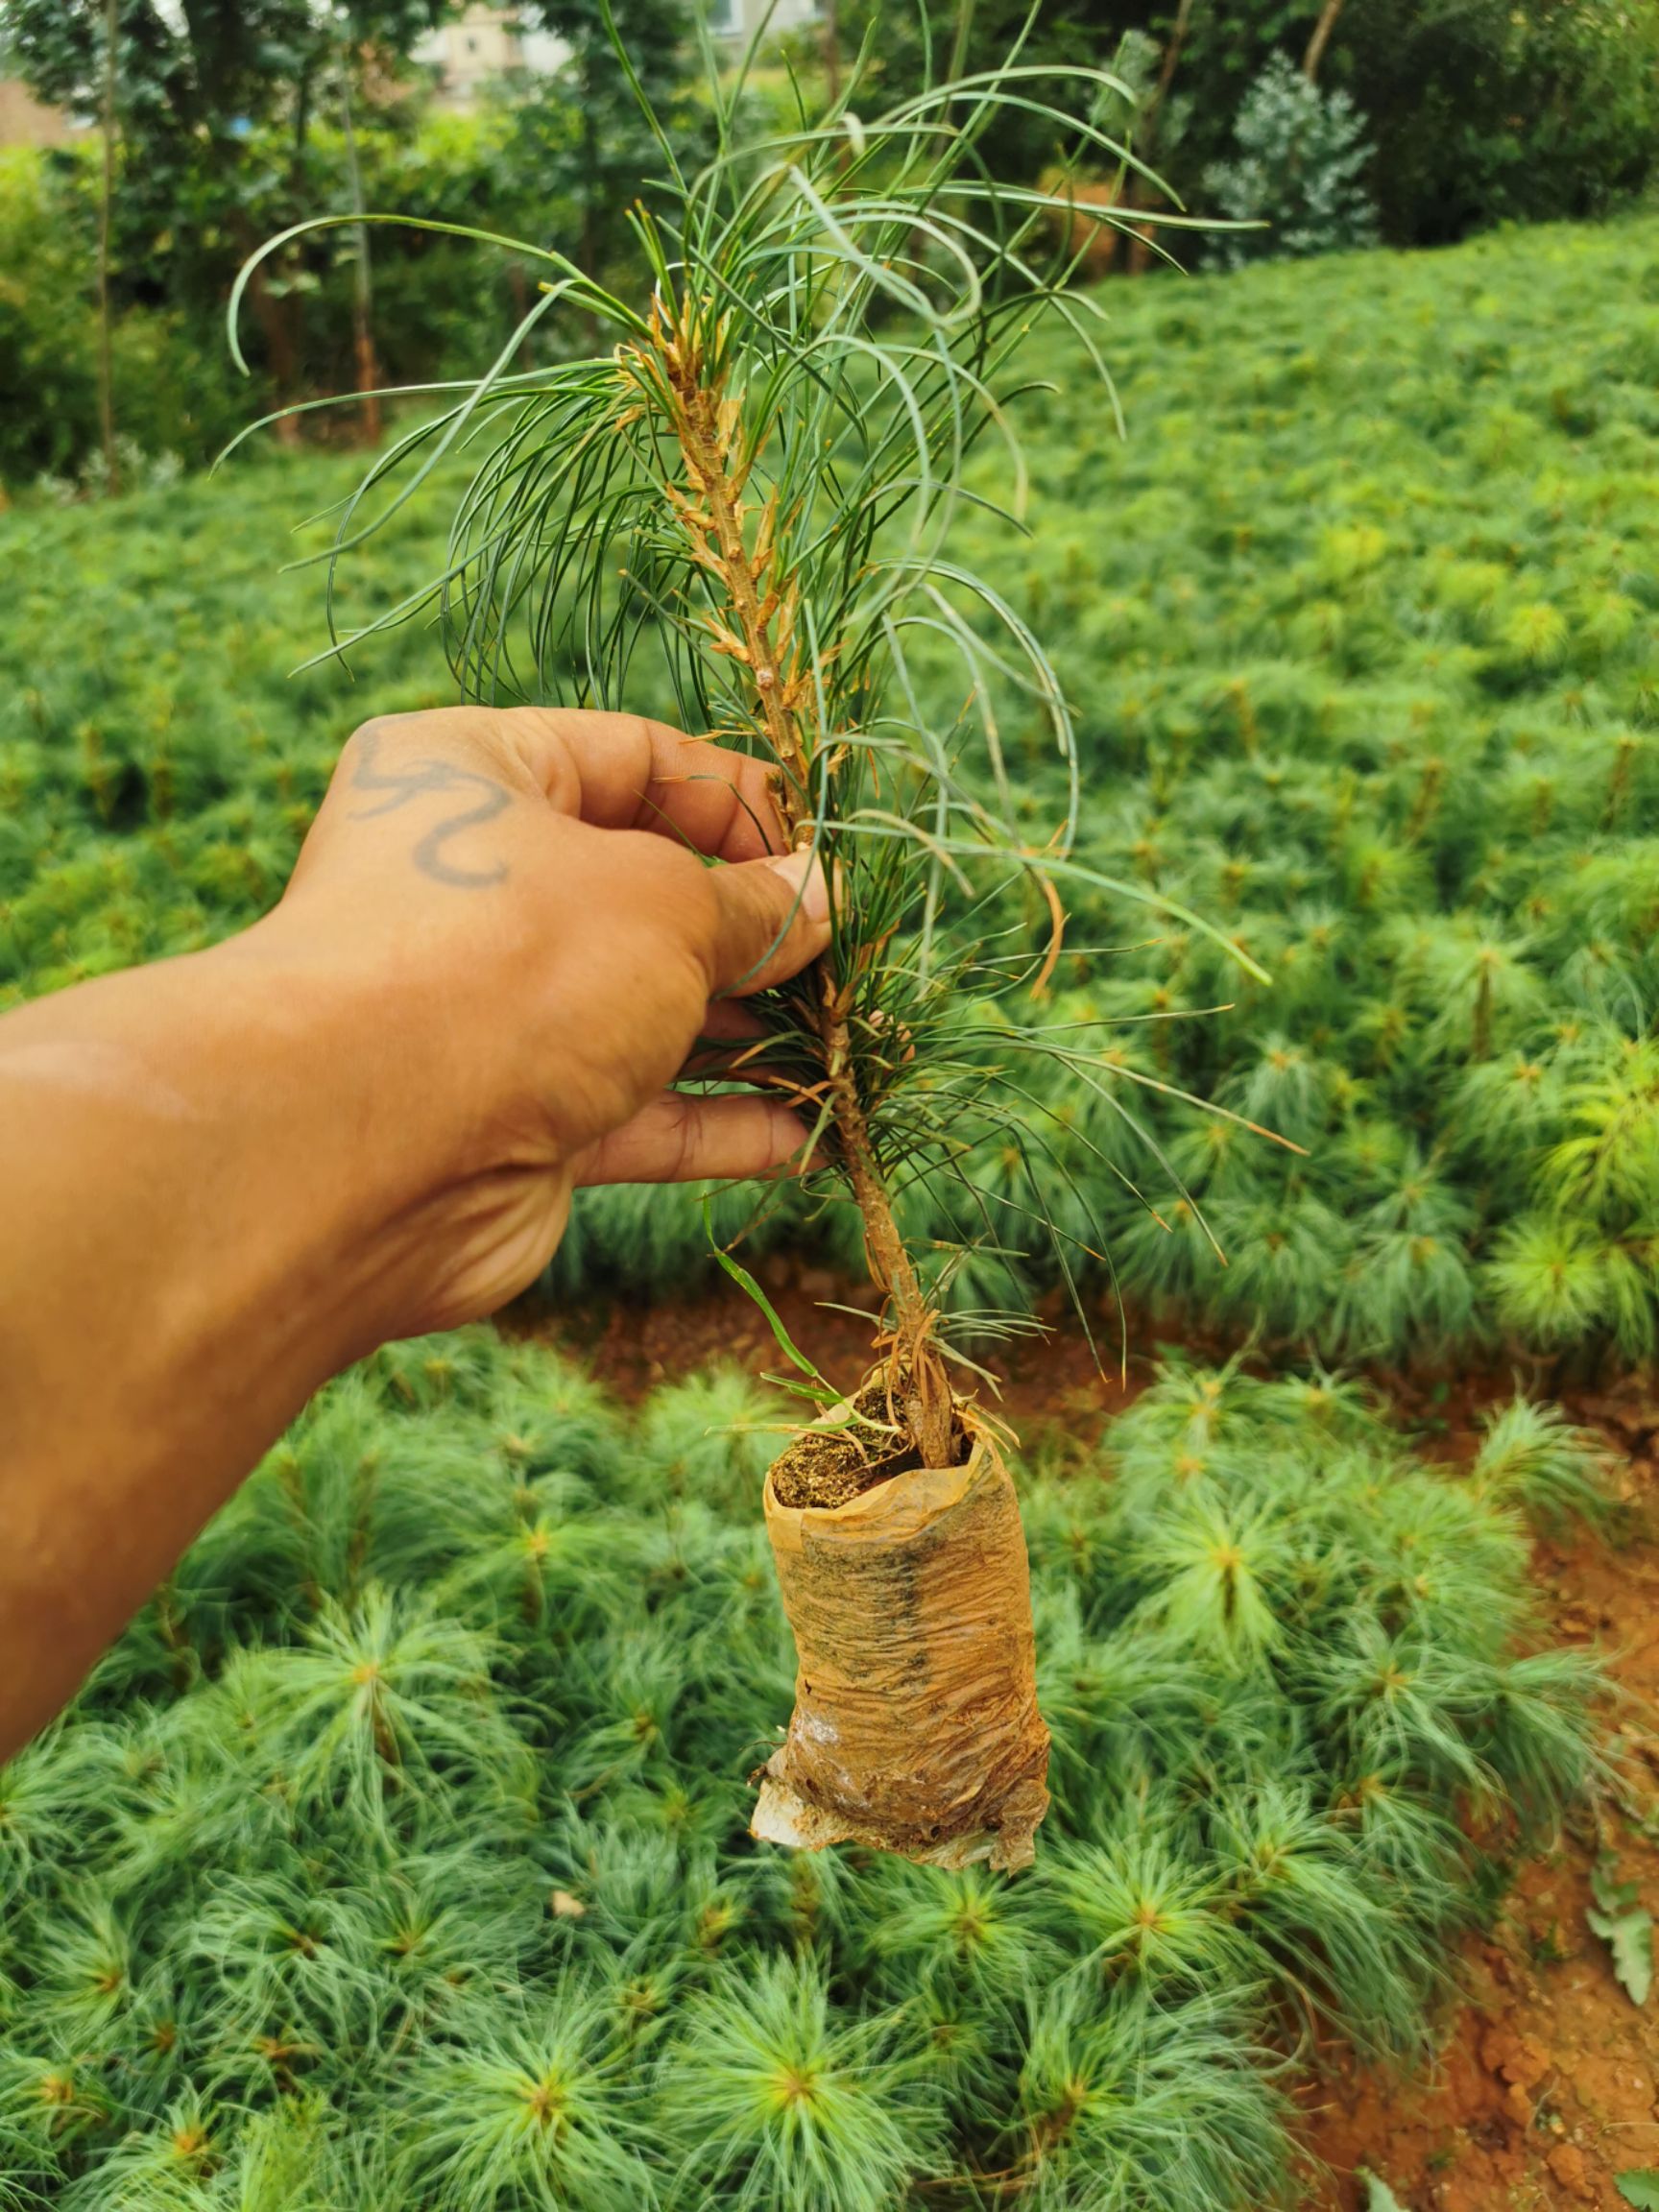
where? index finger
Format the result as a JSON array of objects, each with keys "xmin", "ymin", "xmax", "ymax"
[{"xmin": 422, "ymin": 706, "xmax": 789, "ymax": 863}]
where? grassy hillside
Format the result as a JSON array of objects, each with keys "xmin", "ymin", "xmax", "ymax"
[
  {"xmin": 5, "ymin": 217, "xmax": 1658, "ymax": 1367},
  {"xmin": 977, "ymin": 217, "xmax": 1659, "ymax": 1371}
]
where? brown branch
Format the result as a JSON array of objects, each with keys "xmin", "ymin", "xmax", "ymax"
[{"xmin": 1303, "ymin": 0, "xmax": 1345, "ymax": 82}]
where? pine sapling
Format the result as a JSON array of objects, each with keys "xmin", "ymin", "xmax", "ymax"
[{"xmin": 234, "ymin": 9, "xmax": 1238, "ymax": 1871}]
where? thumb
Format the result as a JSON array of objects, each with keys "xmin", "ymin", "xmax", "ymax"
[{"xmin": 704, "ymin": 847, "xmax": 833, "ymax": 998}]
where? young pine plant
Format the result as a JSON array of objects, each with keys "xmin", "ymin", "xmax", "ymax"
[{"xmin": 237, "ymin": 11, "xmax": 1235, "ymax": 1871}]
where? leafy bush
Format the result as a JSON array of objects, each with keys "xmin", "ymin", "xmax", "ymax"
[
  {"xmin": 1204, "ymin": 53, "xmax": 1379, "ymax": 267},
  {"xmin": 0, "ymin": 102, "xmax": 581, "ymax": 488},
  {"xmin": 1331, "ymin": 0, "xmax": 1659, "ymax": 246},
  {"xmin": 0, "ymin": 1331, "xmax": 1605, "ymax": 2205},
  {"xmin": 840, "ymin": 0, "xmax": 1659, "ymax": 249}
]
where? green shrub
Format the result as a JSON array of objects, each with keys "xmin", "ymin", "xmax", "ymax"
[
  {"xmin": 1204, "ymin": 53, "xmax": 1379, "ymax": 267},
  {"xmin": 0, "ymin": 149, "xmax": 260, "ymax": 488},
  {"xmin": 0, "ymin": 1332, "xmax": 1607, "ymax": 2205}
]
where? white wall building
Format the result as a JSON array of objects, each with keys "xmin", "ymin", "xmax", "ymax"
[{"xmin": 415, "ymin": 8, "xmax": 567, "ymax": 107}]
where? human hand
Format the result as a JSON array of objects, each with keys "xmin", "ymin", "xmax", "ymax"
[
  {"xmin": 247, "ymin": 705, "xmax": 829, "ymax": 1334},
  {"xmin": 0, "ymin": 701, "xmax": 832, "ymax": 1751}
]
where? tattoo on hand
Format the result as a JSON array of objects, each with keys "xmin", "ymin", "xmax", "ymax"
[{"xmin": 349, "ymin": 729, "xmax": 512, "ymax": 888}]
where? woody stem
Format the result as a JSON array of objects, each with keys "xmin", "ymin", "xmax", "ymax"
[{"xmin": 662, "ymin": 348, "xmax": 954, "ymax": 1464}]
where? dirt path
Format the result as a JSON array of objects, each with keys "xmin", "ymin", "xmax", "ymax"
[{"xmin": 522, "ymin": 1264, "xmax": 1659, "ymax": 2211}]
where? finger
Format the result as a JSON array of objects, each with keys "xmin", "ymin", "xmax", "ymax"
[
  {"xmin": 702, "ymin": 848, "xmax": 832, "ymax": 999},
  {"xmin": 374, "ymin": 706, "xmax": 790, "ymax": 862},
  {"xmin": 573, "ymin": 1092, "xmax": 807, "ymax": 1187},
  {"xmin": 681, "ymin": 999, "xmax": 776, "ymax": 1080},
  {"xmin": 526, "ymin": 711, "xmax": 788, "ymax": 861},
  {"xmin": 698, "ymin": 999, "xmax": 770, "ymax": 1043}
]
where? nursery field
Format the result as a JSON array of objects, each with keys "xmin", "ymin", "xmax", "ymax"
[
  {"xmin": 6, "ymin": 215, "xmax": 1659, "ymax": 1375},
  {"xmin": 3, "ymin": 211, "xmax": 1659, "ymax": 2210}
]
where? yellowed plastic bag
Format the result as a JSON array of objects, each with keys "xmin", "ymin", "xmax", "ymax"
[{"xmin": 752, "ymin": 1427, "xmax": 1050, "ymax": 1871}]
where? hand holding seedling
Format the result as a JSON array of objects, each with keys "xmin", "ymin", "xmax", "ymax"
[{"xmin": 0, "ymin": 705, "xmax": 829, "ymax": 1756}]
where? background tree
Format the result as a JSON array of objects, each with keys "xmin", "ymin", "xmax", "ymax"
[
  {"xmin": 517, "ymin": 0, "xmax": 709, "ymax": 292},
  {"xmin": 1, "ymin": 1, "xmax": 448, "ymax": 406}
]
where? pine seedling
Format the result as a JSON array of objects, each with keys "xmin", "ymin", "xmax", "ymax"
[
  {"xmin": 1037, "ymin": 1827, "xmax": 1260, "ymax": 2004},
  {"xmin": 59, "ymin": 2092, "xmax": 223, "ymax": 2212},
  {"xmin": 1347, "ymin": 1475, "xmax": 1532, "ymax": 1647},
  {"xmin": 0, "ymin": 2048, "xmax": 108, "ymax": 2201},
  {"xmin": 370, "ymin": 1330, "xmax": 515, "ymax": 1417},
  {"xmin": 183, "ymin": 1852, "xmax": 385, "ymax": 2067},
  {"xmin": 369, "ymin": 1845, "xmax": 549, "ymax": 2040},
  {"xmin": 1032, "ymin": 1589, "xmax": 1232, "ymax": 1813},
  {"xmin": 1474, "ymin": 1647, "xmax": 1605, "ymax": 1829},
  {"xmin": 24, "ymin": 1891, "xmax": 138, "ymax": 2055},
  {"xmin": 232, "ymin": 1, "xmax": 1297, "ymax": 1879},
  {"xmin": 1304, "ymin": 1620, "xmax": 1501, "ymax": 1803},
  {"xmin": 399, "ymin": 1984, "xmax": 652, "ymax": 2212},
  {"xmin": 849, "ymin": 1858, "xmax": 1052, "ymax": 2016},
  {"xmin": 243, "ymin": 1586, "xmax": 531, "ymax": 1833},
  {"xmin": 0, "ymin": 1722, "xmax": 110, "ymax": 1911},
  {"xmin": 1015, "ymin": 1983, "xmax": 1290, "ymax": 2212},
  {"xmin": 628, "ymin": 1368, "xmax": 782, "ymax": 1514},
  {"xmin": 1328, "ymin": 1761, "xmax": 1468, "ymax": 1905},
  {"xmin": 219, "ymin": 2099, "xmax": 342, "ymax": 2212},
  {"xmin": 658, "ymin": 1948, "xmax": 947, "ymax": 2212},
  {"xmin": 1467, "ymin": 1394, "xmax": 1614, "ymax": 1530},
  {"xmin": 1483, "ymin": 1213, "xmax": 1613, "ymax": 1349},
  {"xmin": 1119, "ymin": 1485, "xmax": 1300, "ymax": 1668},
  {"xmin": 233, "ymin": 12, "xmax": 1249, "ymax": 1452},
  {"xmin": 537, "ymin": 1814, "xmax": 713, "ymax": 1968},
  {"xmin": 562, "ymin": 1623, "xmax": 697, "ymax": 1796},
  {"xmin": 1209, "ymin": 1779, "xmax": 1439, "ymax": 2057}
]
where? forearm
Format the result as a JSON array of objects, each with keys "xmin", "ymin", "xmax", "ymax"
[{"xmin": 0, "ymin": 919, "xmax": 443, "ymax": 1753}]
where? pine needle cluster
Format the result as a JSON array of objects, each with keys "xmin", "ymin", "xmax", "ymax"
[{"xmin": 0, "ymin": 1332, "xmax": 1606, "ymax": 2208}]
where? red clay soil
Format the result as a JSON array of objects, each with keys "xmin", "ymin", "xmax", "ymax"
[
  {"xmin": 522, "ymin": 1261, "xmax": 1659, "ymax": 2212},
  {"xmin": 1298, "ymin": 1369, "xmax": 1659, "ymax": 2212}
]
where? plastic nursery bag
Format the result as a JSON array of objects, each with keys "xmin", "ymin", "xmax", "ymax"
[{"xmin": 752, "ymin": 1427, "xmax": 1050, "ymax": 1872}]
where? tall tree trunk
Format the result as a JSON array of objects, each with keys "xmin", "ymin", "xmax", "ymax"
[
  {"xmin": 291, "ymin": 55, "xmax": 316, "ymax": 191},
  {"xmin": 1303, "ymin": 0, "xmax": 1346, "ymax": 82},
  {"xmin": 338, "ymin": 61, "xmax": 381, "ymax": 445},
  {"xmin": 97, "ymin": 0, "xmax": 119, "ymax": 494},
  {"xmin": 1127, "ymin": 0, "xmax": 1196, "ymax": 276},
  {"xmin": 1150, "ymin": 0, "xmax": 1195, "ymax": 112}
]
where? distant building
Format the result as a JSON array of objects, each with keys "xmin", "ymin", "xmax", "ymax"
[
  {"xmin": 0, "ymin": 78, "xmax": 75, "ymax": 150},
  {"xmin": 416, "ymin": 6, "xmax": 566, "ymax": 108}
]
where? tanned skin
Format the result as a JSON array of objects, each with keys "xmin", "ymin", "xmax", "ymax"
[{"xmin": 0, "ymin": 707, "xmax": 830, "ymax": 1759}]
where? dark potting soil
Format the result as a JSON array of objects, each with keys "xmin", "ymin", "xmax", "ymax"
[{"xmin": 767, "ymin": 1382, "xmax": 968, "ymax": 1511}]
